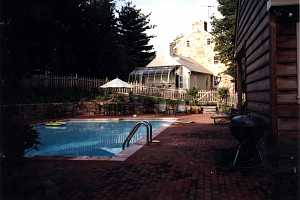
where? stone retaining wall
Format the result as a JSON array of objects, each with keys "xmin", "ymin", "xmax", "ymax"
[
  {"xmin": 1, "ymin": 101, "xmax": 99, "ymax": 122},
  {"xmin": 1, "ymin": 101, "xmax": 207, "ymax": 123}
]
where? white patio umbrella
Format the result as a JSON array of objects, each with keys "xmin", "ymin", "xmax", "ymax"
[{"xmin": 100, "ymin": 78, "xmax": 133, "ymax": 88}]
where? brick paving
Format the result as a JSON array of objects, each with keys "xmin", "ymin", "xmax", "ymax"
[{"xmin": 4, "ymin": 114, "xmax": 298, "ymax": 200}]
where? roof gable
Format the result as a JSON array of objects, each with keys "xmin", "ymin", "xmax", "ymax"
[{"xmin": 146, "ymin": 52, "xmax": 213, "ymax": 75}]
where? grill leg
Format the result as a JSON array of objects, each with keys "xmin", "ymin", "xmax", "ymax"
[
  {"xmin": 233, "ymin": 145, "xmax": 241, "ymax": 167},
  {"xmin": 256, "ymin": 144, "xmax": 263, "ymax": 162}
]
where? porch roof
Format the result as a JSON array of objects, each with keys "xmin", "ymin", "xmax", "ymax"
[
  {"xmin": 129, "ymin": 66, "xmax": 176, "ymax": 76},
  {"xmin": 145, "ymin": 52, "xmax": 213, "ymax": 75}
]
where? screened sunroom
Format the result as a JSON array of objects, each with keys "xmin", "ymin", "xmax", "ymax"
[
  {"xmin": 128, "ymin": 53, "xmax": 214, "ymax": 90},
  {"xmin": 129, "ymin": 66, "xmax": 179, "ymax": 88}
]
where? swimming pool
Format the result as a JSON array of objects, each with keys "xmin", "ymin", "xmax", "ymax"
[{"xmin": 25, "ymin": 119, "xmax": 173, "ymax": 158}]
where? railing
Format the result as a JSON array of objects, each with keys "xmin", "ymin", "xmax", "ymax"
[
  {"xmin": 122, "ymin": 121, "xmax": 152, "ymax": 150},
  {"xmin": 113, "ymin": 84, "xmax": 219, "ymax": 102},
  {"xmin": 196, "ymin": 90, "xmax": 218, "ymax": 103},
  {"xmin": 22, "ymin": 74, "xmax": 107, "ymax": 90},
  {"xmin": 116, "ymin": 84, "xmax": 188, "ymax": 100}
]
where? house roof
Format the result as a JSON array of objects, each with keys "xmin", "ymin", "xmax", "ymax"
[
  {"xmin": 130, "ymin": 66, "xmax": 176, "ymax": 76},
  {"xmin": 146, "ymin": 52, "xmax": 213, "ymax": 75},
  {"xmin": 146, "ymin": 52, "xmax": 181, "ymax": 67},
  {"xmin": 176, "ymin": 56, "xmax": 213, "ymax": 74}
]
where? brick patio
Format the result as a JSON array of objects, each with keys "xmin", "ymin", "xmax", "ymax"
[{"xmin": 4, "ymin": 114, "xmax": 298, "ymax": 200}]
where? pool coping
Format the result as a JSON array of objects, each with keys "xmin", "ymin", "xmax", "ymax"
[{"xmin": 27, "ymin": 117, "xmax": 177, "ymax": 161}]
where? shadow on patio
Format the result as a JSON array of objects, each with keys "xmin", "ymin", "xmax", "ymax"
[{"xmin": 3, "ymin": 114, "xmax": 299, "ymax": 200}]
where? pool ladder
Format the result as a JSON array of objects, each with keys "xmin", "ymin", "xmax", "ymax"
[{"xmin": 122, "ymin": 121, "xmax": 152, "ymax": 150}]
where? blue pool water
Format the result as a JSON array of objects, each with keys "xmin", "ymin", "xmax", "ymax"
[{"xmin": 25, "ymin": 120, "xmax": 172, "ymax": 157}]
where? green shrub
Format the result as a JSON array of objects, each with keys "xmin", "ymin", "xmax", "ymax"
[
  {"xmin": 1, "ymin": 114, "xmax": 40, "ymax": 158},
  {"xmin": 187, "ymin": 87, "xmax": 198, "ymax": 105},
  {"xmin": 218, "ymin": 87, "xmax": 229, "ymax": 107},
  {"xmin": 187, "ymin": 87, "xmax": 198, "ymax": 98},
  {"xmin": 218, "ymin": 87, "xmax": 229, "ymax": 101}
]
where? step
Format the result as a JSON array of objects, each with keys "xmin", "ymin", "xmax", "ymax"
[{"xmin": 202, "ymin": 106, "xmax": 217, "ymax": 113}]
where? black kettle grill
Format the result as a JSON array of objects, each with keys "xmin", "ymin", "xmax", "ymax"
[{"xmin": 230, "ymin": 115, "xmax": 265, "ymax": 167}]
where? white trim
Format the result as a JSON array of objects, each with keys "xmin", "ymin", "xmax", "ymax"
[
  {"xmin": 167, "ymin": 68, "xmax": 171, "ymax": 83},
  {"xmin": 267, "ymin": 0, "xmax": 272, "ymax": 10},
  {"xmin": 267, "ymin": 0, "xmax": 299, "ymax": 10},
  {"xmin": 271, "ymin": 0, "xmax": 299, "ymax": 6}
]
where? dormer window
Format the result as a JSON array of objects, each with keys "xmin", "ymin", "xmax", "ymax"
[
  {"xmin": 186, "ymin": 40, "xmax": 190, "ymax": 47},
  {"xmin": 207, "ymin": 38, "xmax": 211, "ymax": 45},
  {"xmin": 214, "ymin": 56, "xmax": 219, "ymax": 64}
]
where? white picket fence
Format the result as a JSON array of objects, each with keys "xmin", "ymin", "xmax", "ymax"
[
  {"xmin": 112, "ymin": 84, "xmax": 220, "ymax": 103},
  {"xmin": 21, "ymin": 75, "xmax": 236, "ymax": 104},
  {"xmin": 196, "ymin": 90, "xmax": 218, "ymax": 103},
  {"xmin": 24, "ymin": 74, "xmax": 107, "ymax": 90},
  {"xmin": 131, "ymin": 84, "xmax": 188, "ymax": 100}
]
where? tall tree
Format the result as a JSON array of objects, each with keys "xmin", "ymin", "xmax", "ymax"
[
  {"xmin": 211, "ymin": 0, "xmax": 237, "ymax": 78},
  {"xmin": 2, "ymin": 0, "xmax": 155, "ymax": 80},
  {"xmin": 53, "ymin": 0, "xmax": 120, "ymax": 77},
  {"xmin": 2, "ymin": 0, "xmax": 121, "ymax": 79},
  {"xmin": 118, "ymin": 2, "xmax": 155, "ymax": 78}
]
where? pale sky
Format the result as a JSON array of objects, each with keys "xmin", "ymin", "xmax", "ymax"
[{"xmin": 117, "ymin": 0, "xmax": 220, "ymax": 53}]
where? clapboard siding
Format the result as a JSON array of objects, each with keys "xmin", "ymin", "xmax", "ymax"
[
  {"xmin": 246, "ymin": 65, "xmax": 270, "ymax": 84},
  {"xmin": 278, "ymin": 22, "xmax": 297, "ymax": 35},
  {"xmin": 236, "ymin": 0, "xmax": 272, "ymax": 127},
  {"xmin": 275, "ymin": 21, "xmax": 299, "ymax": 134},
  {"xmin": 277, "ymin": 37, "xmax": 297, "ymax": 49},
  {"xmin": 278, "ymin": 118, "xmax": 300, "ymax": 131},
  {"xmin": 236, "ymin": 0, "xmax": 299, "ymax": 156},
  {"xmin": 277, "ymin": 77, "xmax": 298, "ymax": 90},
  {"xmin": 247, "ymin": 91, "xmax": 271, "ymax": 103},
  {"xmin": 247, "ymin": 102, "xmax": 271, "ymax": 115},
  {"xmin": 277, "ymin": 92, "xmax": 298, "ymax": 104},
  {"xmin": 246, "ymin": 52, "xmax": 270, "ymax": 74},
  {"xmin": 237, "ymin": 0, "xmax": 267, "ymax": 45},
  {"xmin": 276, "ymin": 64, "xmax": 297, "ymax": 76},
  {"xmin": 277, "ymin": 49, "xmax": 298, "ymax": 63},
  {"xmin": 246, "ymin": 36, "xmax": 270, "ymax": 65},
  {"xmin": 245, "ymin": 15, "xmax": 270, "ymax": 52},
  {"xmin": 237, "ymin": 0, "xmax": 256, "ymax": 37},
  {"xmin": 277, "ymin": 105, "xmax": 300, "ymax": 117},
  {"xmin": 247, "ymin": 37, "xmax": 270, "ymax": 63},
  {"xmin": 247, "ymin": 78, "xmax": 271, "ymax": 92}
]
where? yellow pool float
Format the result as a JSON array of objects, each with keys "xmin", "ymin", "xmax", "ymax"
[{"xmin": 44, "ymin": 121, "xmax": 66, "ymax": 127}]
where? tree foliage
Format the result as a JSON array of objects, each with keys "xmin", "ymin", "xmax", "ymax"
[
  {"xmin": 211, "ymin": 0, "xmax": 237, "ymax": 77},
  {"xmin": 1, "ymin": 0, "xmax": 155, "ymax": 81},
  {"xmin": 118, "ymin": 2, "xmax": 156, "ymax": 78}
]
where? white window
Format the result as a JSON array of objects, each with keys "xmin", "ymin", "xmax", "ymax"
[
  {"xmin": 186, "ymin": 40, "xmax": 190, "ymax": 47},
  {"xmin": 179, "ymin": 76, "xmax": 183, "ymax": 88},
  {"xmin": 214, "ymin": 56, "xmax": 219, "ymax": 64},
  {"xmin": 207, "ymin": 38, "xmax": 211, "ymax": 45}
]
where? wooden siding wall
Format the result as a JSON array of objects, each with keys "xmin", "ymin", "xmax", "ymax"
[
  {"xmin": 190, "ymin": 73, "xmax": 212, "ymax": 90},
  {"xmin": 275, "ymin": 22, "xmax": 300, "ymax": 134},
  {"xmin": 236, "ymin": 0, "xmax": 272, "ymax": 124}
]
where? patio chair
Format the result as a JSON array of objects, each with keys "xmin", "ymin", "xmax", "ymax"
[
  {"xmin": 211, "ymin": 108, "xmax": 239, "ymax": 125},
  {"xmin": 166, "ymin": 104, "xmax": 176, "ymax": 115}
]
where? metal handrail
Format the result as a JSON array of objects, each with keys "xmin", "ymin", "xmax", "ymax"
[
  {"xmin": 122, "ymin": 121, "xmax": 152, "ymax": 150},
  {"xmin": 142, "ymin": 121, "xmax": 152, "ymax": 143}
]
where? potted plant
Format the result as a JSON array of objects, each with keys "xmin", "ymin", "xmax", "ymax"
[
  {"xmin": 177, "ymin": 100, "xmax": 186, "ymax": 113},
  {"xmin": 187, "ymin": 87, "xmax": 200, "ymax": 113},
  {"xmin": 158, "ymin": 98, "xmax": 167, "ymax": 113}
]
